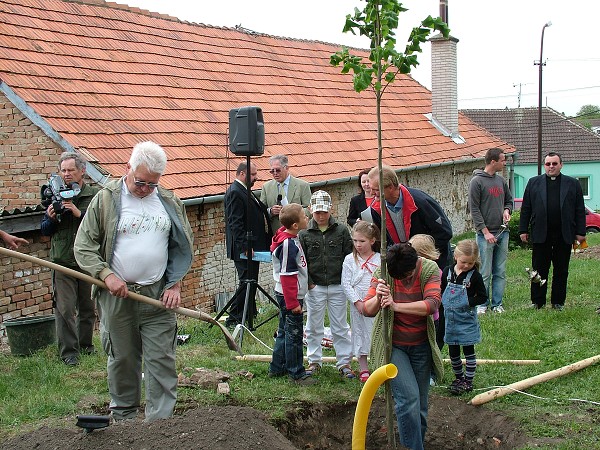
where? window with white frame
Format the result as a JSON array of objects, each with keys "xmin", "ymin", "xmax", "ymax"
[{"xmin": 576, "ymin": 176, "xmax": 590, "ymax": 198}]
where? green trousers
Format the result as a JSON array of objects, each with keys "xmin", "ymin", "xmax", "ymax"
[
  {"xmin": 53, "ymin": 269, "xmax": 96, "ymax": 360},
  {"xmin": 97, "ymin": 279, "xmax": 178, "ymax": 422}
]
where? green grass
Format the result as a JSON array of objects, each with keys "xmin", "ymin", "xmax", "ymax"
[{"xmin": 1, "ymin": 234, "xmax": 600, "ymax": 448}]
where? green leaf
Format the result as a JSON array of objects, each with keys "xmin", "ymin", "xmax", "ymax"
[
  {"xmin": 353, "ymin": 71, "xmax": 372, "ymax": 92},
  {"xmin": 331, "ymin": 1, "xmax": 453, "ymax": 142}
]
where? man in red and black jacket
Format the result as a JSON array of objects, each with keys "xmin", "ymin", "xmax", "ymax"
[{"xmin": 361, "ymin": 165, "xmax": 453, "ymax": 270}]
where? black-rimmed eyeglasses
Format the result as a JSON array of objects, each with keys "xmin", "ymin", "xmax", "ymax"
[
  {"xmin": 133, "ymin": 177, "xmax": 159, "ymax": 189},
  {"xmin": 544, "ymin": 162, "xmax": 559, "ymax": 167}
]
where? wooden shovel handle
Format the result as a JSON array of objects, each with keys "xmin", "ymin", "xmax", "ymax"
[{"xmin": 0, "ymin": 247, "xmax": 241, "ymax": 353}]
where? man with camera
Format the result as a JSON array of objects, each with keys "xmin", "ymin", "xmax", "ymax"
[{"xmin": 41, "ymin": 152, "xmax": 100, "ymax": 366}]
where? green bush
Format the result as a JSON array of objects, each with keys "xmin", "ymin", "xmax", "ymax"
[{"xmin": 508, "ymin": 210, "xmax": 528, "ymax": 250}]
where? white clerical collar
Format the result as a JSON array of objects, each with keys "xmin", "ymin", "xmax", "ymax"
[{"xmin": 234, "ymin": 178, "xmax": 249, "ymax": 189}]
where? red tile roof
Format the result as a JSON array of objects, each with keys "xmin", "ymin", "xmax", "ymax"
[{"xmin": 0, "ymin": 0, "xmax": 512, "ymax": 200}]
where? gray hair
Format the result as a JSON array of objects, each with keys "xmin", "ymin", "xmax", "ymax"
[
  {"xmin": 368, "ymin": 164, "xmax": 399, "ymax": 188},
  {"xmin": 58, "ymin": 152, "xmax": 86, "ymax": 171},
  {"xmin": 129, "ymin": 141, "xmax": 167, "ymax": 174},
  {"xmin": 269, "ymin": 154, "xmax": 288, "ymax": 167}
]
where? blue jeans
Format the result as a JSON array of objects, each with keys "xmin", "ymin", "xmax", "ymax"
[
  {"xmin": 390, "ymin": 342, "xmax": 432, "ymax": 450},
  {"xmin": 476, "ymin": 230, "xmax": 508, "ymax": 308},
  {"xmin": 269, "ymin": 293, "xmax": 305, "ymax": 379}
]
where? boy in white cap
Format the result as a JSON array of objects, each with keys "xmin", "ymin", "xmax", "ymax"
[{"xmin": 299, "ymin": 190, "xmax": 354, "ymax": 378}]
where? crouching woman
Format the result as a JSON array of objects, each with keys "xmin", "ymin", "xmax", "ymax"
[{"xmin": 363, "ymin": 243, "xmax": 443, "ymax": 450}]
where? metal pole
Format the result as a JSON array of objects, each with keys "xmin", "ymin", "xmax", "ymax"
[{"xmin": 537, "ymin": 21, "xmax": 551, "ymax": 175}]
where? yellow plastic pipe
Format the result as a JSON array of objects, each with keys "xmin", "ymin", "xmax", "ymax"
[{"xmin": 352, "ymin": 363, "xmax": 398, "ymax": 450}]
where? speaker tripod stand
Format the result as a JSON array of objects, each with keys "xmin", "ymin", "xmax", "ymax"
[
  {"xmin": 214, "ymin": 267, "xmax": 279, "ymax": 337},
  {"xmin": 214, "ymin": 151, "xmax": 278, "ymax": 349}
]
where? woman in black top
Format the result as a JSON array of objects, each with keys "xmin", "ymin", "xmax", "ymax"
[{"xmin": 347, "ymin": 169, "xmax": 375, "ymax": 226}]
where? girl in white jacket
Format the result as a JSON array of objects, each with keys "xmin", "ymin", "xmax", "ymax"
[{"xmin": 341, "ymin": 221, "xmax": 381, "ymax": 382}]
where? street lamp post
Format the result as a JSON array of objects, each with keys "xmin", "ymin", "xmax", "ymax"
[{"xmin": 536, "ymin": 21, "xmax": 552, "ymax": 175}]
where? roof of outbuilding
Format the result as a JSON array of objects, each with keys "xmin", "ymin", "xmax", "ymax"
[
  {"xmin": 0, "ymin": 0, "xmax": 512, "ymax": 200},
  {"xmin": 461, "ymin": 107, "xmax": 600, "ymax": 164}
]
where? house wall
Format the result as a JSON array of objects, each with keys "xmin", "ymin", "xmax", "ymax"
[
  {"xmin": 1, "ymin": 90, "xmax": 480, "ymax": 341},
  {"xmin": 0, "ymin": 94, "xmax": 58, "ymax": 210},
  {"xmin": 1, "ymin": 93, "xmax": 57, "ymax": 340},
  {"xmin": 514, "ymin": 162, "xmax": 600, "ymax": 210}
]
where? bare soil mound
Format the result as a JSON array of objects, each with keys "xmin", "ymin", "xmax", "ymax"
[{"xmin": 3, "ymin": 394, "xmax": 556, "ymax": 449}]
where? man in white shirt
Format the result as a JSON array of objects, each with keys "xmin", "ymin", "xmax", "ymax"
[{"xmin": 75, "ymin": 141, "xmax": 194, "ymax": 422}]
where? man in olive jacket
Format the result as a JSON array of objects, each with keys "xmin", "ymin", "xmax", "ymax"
[
  {"xmin": 75, "ymin": 142, "xmax": 193, "ymax": 422},
  {"xmin": 41, "ymin": 152, "xmax": 100, "ymax": 366},
  {"xmin": 260, "ymin": 154, "xmax": 312, "ymax": 232}
]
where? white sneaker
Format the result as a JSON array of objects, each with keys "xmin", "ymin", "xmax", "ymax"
[
  {"xmin": 476, "ymin": 306, "xmax": 487, "ymax": 315},
  {"xmin": 492, "ymin": 306, "xmax": 505, "ymax": 313}
]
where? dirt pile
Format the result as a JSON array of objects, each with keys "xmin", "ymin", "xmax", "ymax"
[{"xmin": 4, "ymin": 394, "xmax": 556, "ymax": 450}]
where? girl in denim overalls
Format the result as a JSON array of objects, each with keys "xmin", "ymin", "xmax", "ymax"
[{"xmin": 441, "ymin": 240, "xmax": 488, "ymax": 395}]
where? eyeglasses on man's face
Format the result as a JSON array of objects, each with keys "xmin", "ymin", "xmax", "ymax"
[
  {"xmin": 269, "ymin": 168, "xmax": 283, "ymax": 174},
  {"xmin": 545, "ymin": 162, "xmax": 560, "ymax": 167},
  {"xmin": 133, "ymin": 177, "xmax": 159, "ymax": 189}
]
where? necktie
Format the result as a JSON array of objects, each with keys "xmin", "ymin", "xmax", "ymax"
[{"xmin": 278, "ymin": 182, "xmax": 288, "ymax": 206}]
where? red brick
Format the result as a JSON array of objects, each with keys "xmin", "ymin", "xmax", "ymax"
[{"xmin": 13, "ymin": 293, "xmax": 31, "ymax": 302}]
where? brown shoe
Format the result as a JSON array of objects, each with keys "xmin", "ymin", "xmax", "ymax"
[
  {"xmin": 339, "ymin": 365, "xmax": 356, "ymax": 379},
  {"xmin": 306, "ymin": 363, "xmax": 321, "ymax": 375},
  {"xmin": 290, "ymin": 374, "xmax": 318, "ymax": 386}
]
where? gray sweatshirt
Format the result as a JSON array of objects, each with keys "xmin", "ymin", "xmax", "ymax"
[{"xmin": 468, "ymin": 169, "xmax": 513, "ymax": 234}]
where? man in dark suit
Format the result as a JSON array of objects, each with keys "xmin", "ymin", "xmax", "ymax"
[
  {"xmin": 224, "ymin": 162, "xmax": 272, "ymax": 327},
  {"xmin": 519, "ymin": 151, "xmax": 586, "ymax": 310}
]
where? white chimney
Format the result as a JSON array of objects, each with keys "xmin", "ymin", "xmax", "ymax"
[
  {"xmin": 428, "ymin": 0, "xmax": 463, "ymax": 143},
  {"xmin": 430, "ymin": 33, "xmax": 460, "ymax": 140}
]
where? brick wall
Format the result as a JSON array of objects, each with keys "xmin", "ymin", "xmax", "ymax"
[
  {"xmin": 1, "ymin": 92, "xmax": 60, "ymax": 340},
  {"xmin": 0, "ymin": 233, "xmax": 54, "ymax": 339},
  {"xmin": 0, "ymin": 93, "xmax": 60, "ymax": 210}
]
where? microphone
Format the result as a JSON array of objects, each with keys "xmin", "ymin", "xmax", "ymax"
[{"xmin": 276, "ymin": 194, "xmax": 282, "ymax": 205}]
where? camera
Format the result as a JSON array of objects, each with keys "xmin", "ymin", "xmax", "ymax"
[{"xmin": 41, "ymin": 173, "xmax": 81, "ymax": 222}]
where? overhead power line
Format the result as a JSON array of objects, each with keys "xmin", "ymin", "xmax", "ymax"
[{"xmin": 459, "ymin": 85, "xmax": 600, "ymax": 103}]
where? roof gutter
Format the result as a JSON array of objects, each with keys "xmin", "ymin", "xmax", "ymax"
[{"xmin": 182, "ymin": 155, "xmax": 498, "ymax": 206}]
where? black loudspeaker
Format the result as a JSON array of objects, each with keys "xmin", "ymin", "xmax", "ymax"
[{"xmin": 229, "ymin": 106, "xmax": 265, "ymax": 156}]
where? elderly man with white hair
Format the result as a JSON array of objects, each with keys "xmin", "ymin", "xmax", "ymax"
[{"xmin": 75, "ymin": 141, "xmax": 194, "ymax": 422}]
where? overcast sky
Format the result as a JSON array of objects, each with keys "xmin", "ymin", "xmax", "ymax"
[{"xmin": 124, "ymin": 0, "xmax": 599, "ymax": 117}]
